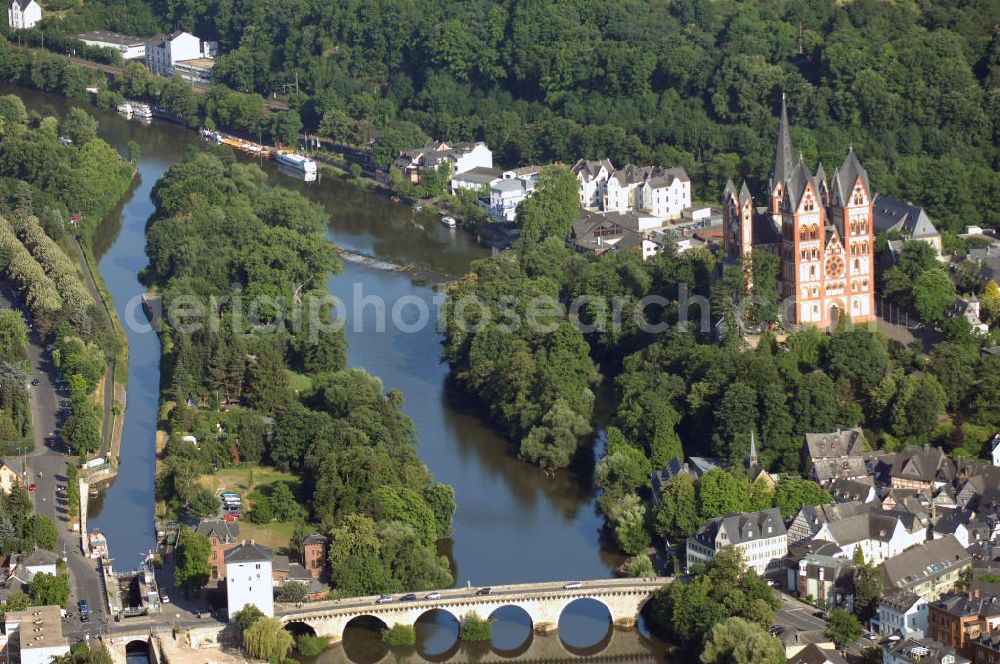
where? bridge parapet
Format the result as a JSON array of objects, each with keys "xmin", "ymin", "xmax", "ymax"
[{"xmin": 278, "ymin": 577, "xmax": 671, "ymax": 642}]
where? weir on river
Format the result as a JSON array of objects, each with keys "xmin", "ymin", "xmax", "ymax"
[{"xmin": 1, "ymin": 83, "xmax": 672, "ymax": 660}]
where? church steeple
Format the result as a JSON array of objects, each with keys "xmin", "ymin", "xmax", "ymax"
[
  {"xmin": 748, "ymin": 430, "xmax": 759, "ymax": 468},
  {"xmin": 768, "ymin": 93, "xmax": 795, "ymax": 217}
]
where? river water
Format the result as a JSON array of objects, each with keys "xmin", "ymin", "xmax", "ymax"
[{"xmin": 2, "ymin": 83, "xmax": 670, "ymax": 661}]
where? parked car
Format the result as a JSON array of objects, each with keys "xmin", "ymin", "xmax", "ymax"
[
  {"xmin": 222, "ymin": 513, "xmax": 241, "ymax": 522},
  {"xmin": 160, "ymin": 590, "xmax": 169, "ymax": 603},
  {"xmin": 374, "ymin": 595, "xmax": 392, "ymax": 605},
  {"xmin": 813, "ymin": 611, "xmax": 827, "ymax": 619},
  {"xmin": 475, "ymin": 587, "xmax": 492, "ymax": 596},
  {"xmin": 425, "ymin": 592, "xmax": 441, "ymax": 600},
  {"xmin": 27, "ymin": 483, "xmax": 36, "ymax": 493},
  {"xmin": 400, "ymin": 593, "xmax": 417, "ymax": 601},
  {"xmin": 562, "ymin": 581, "xmax": 582, "ymax": 589},
  {"xmin": 78, "ymin": 600, "xmax": 88, "ymax": 614},
  {"xmin": 80, "ymin": 614, "xmax": 89, "ymax": 623},
  {"xmin": 30, "ymin": 379, "xmax": 39, "ymax": 386}
]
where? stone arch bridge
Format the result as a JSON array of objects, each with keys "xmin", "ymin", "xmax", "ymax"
[{"xmin": 277, "ymin": 577, "xmax": 670, "ymax": 642}]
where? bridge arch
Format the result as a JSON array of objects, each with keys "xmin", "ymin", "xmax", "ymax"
[
  {"xmin": 414, "ymin": 609, "xmax": 460, "ymax": 662},
  {"xmin": 341, "ymin": 615, "xmax": 390, "ymax": 664},
  {"xmin": 487, "ymin": 605, "xmax": 533, "ymax": 657},
  {"xmin": 125, "ymin": 639, "xmax": 152, "ymax": 663},
  {"xmin": 557, "ymin": 597, "xmax": 613, "ymax": 655},
  {"xmin": 283, "ymin": 620, "xmax": 317, "ymax": 637}
]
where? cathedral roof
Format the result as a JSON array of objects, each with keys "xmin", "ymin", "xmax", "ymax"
[
  {"xmin": 723, "ymin": 179, "xmax": 737, "ymax": 205},
  {"xmin": 739, "ymin": 181, "xmax": 753, "ymax": 205},
  {"xmin": 770, "ymin": 94, "xmax": 795, "ymax": 194},
  {"xmin": 831, "ymin": 148, "xmax": 871, "ymax": 206},
  {"xmin": 785, "ymin": 158, "xmax": 814, "ymax": 211}
]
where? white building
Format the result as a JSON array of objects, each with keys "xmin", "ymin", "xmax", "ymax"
[
  {"xmin": 992, "ymin": 434, "xmax": 1000, "ymax": 467},
  {"xmin": 811, "ymin": 511, "xmax": 926, "ymax": 566},
  {"xmin": 3, "ymin": 606, "xmax": 70, "ymax": 664},
  {"xmin": 685, "ymin": 508, "xmax": 788, "ymax": 578},
  {"xmin": 7, "ymin": 0, "xmax": 40, "ymax": 30},
  {"xmin": 572, "ymin": 159, "xmax": 614, "ymax": 210},
  {"xmin": 605, "ymin": 164, "xmax": 651, "ymax": 213},
  {"xmin": 76, "ymin": 31, "xmax": 146, "ymax": 60},
  {"xmin": 17, "ymin": 548, "xmax": 57, "ymax": 577},
  {"xmin": 146, "ymin": 31, "xmax": 218, "ymax": 84},
  {"xmin": 883, "ymin": 637, "xmax": 969, "ymax": 664},
  {"xmin": 225, "ymin": 541, "xmax": 274, "ymax": 619},
  {"xmin": 638, "ymin": 167, "xmax": 691, "ymax": 221},
  {"xmin": 486, "ymin": 170, "xmax": 542, "ymax": 222},
  {"xmin": 394, "ymin": 141, "xmax": 492, "ymax": 182},
  {"xmin": 877, "ymin": 589, "xmax": 928, "ymax": 639}
]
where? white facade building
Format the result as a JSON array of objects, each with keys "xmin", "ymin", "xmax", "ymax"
[
  {"xmin": 4, "ymin": 606, "xmax": 70, "ymax": 664},
  {"xmin": 685, "ymin": 508, "xmax": 788, "ymax": 577},
  {"xmin": 488, "ymin": 173, "xmax": 538, "ymax": 222},
  {"xmin": 225, "ymin": 541, "xmax": 274, "ymax": 619},
  {"xmin": 76, "ymin": 31, "xmax": 146, "ymax": 59},
  {"xmin": 992, "ymin": 434, "xmax": 1000, "ymax": 467},
  {"xmin": 638, "ymin": 167, "xmax": 691, "ymax": 221},
  {"xmin": 146, "ymin": 31, "xmax": 218, "ymax": 84},
  {"xmin": 7, "ymin": 0, "xmax": 40, "ymax": 30},
  {"xmin": 811, "ymin": 511, "xmax": 926, "ymax": 566},
  {"xmin": 877, "ymin": 590, "xmax": 928, "ymax": 638},
  {"xmin": 572, "ymin": 159, "xmax": 614, "ymax": 210}
]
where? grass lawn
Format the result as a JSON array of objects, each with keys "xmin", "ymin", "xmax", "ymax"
[
  {"xmin": 196, "ymin": 465, "xmax": 300, "ymax": 497},
  {"xmin": 285, "ymin": 369, "xmax": 313, "ymax": 394},
  {"xmin": 196, "ymin": 465, "xmax": 303, "ymax": 552}
]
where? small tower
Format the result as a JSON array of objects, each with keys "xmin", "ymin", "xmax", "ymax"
[{"xmin": 748, "ymin": 431, "xmax": 759, "ymax": 468}]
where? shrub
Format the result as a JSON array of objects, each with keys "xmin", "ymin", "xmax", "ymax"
[
  {"xmin": 380, "ymin": 624, "xmax": 416, "ymax": 646},
  {"xmin": 295, "ymin": 634, "xmax": 328, "ymax": 656},
  {"xmin": 459, "ymin": 613, "xmax": 491, "ymax": 642}
]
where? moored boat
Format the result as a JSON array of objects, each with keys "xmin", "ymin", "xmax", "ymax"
[{"xmin": 274, "ymin": 150, "xmax": 317, "ymax": 174}]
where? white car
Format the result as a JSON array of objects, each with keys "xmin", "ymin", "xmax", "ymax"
[
  {"xmin": 563, "ymin": 581, "xmax": 582, "ymax": 589},
  {"xmin": 159, "ymin": 590, "xmax": 169, "ymax": 603},
  {"xmin": 425, "ymin": 592, "xmax": 441, "ymax": 600}
]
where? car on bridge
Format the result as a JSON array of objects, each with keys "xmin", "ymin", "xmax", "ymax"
[
  {"xmin": 475, "ymin": 587, "xmax": 492, "ymax": 596},
  {"xmin": 563, "ymin": 581, "xmax": 582, "ymax": 589},
  {"xmin": 425, "ymin": 592, "xmax": 441, "ymax": 600},
  {"xmin": 400, "ymin": 593, "xmax": 417, "ymax": 601},
  {"xmin": 374, "ymin": 595, "xmax": 392, "ymax": 605}
]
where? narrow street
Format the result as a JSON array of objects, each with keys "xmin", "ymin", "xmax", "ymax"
[{"xmin": 1, "ymin": 285, "xmax": 109, "ymax": 636}]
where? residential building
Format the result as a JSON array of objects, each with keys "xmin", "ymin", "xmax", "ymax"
[
  {"xmin": 828, "ymin": 478, "xmax": 877, "ymax": 504},
  {"xmin": 302, "ymin": 533, "xmax": 328, "ymax": 580},
  {"xmin": 3, "ymin": 606, "xmax": 69, "ymax": 664},
  {"xmin": 7, "ymin": 0, "xmax": 40, "ymax": 30},
  {"xmin": 0, "ymin": 463, "xmax": 20, "ymax": 494},
  {"xmin": 872, "ymin": 195, "xmax": 942, "ymax": 256},
  {"xmin": 877, "ymin": 589, "xmax": 928, "ymax": 638},
  {"xmin": 488, "ymin": 174, "xmax": 537, "ymax": 222},
  {"xmin": 76, "ymin": 31, "xmax": 146, "ymax": 60},
  {"xmin": 884, "ymin": 637, "xmax": 970, "ymax": 664},
  {"xmin": 394, "ymin": 141, "xmax": 492, "ymax": 183},
  {"xmin": 789, "ymin": 550, "xmax": 854, "ymax": 611},
  {"xmin": 992, "ymin": 436, "xmax": 1000, "ymax": 467},
  {"xmin": 929, "ymin": 591, "xmax": 1000, "ymax": 657},
  {"xmin": 196, "ymin": 518, "xmax": 240, "ymax": 582},
  {"xmin": 812, "ymin": 510, "xmax": 925, "ymax": 565},
  {"xmin": 270, "ymin": 556, "xmax": 311, "ymax": 588},
  {"xmin": 951, "ymin": 296, "xmax": 990, "ymax": 335},
  {"xmin": 970, "ymin": 630, "xmax": 1000, "ymax": 664},
  {"xmin": 787, "ymin": 502, "xmax": 870, "ymax": 546},
  {"xmin": 145, "ymin": 31, "xmax": 218, "ymax": 84},
  {"xmin": 12, "ymin": 549, "xmax": 57, "ymax": 579},
  {"xmin": 723, "ymin": 96, "xmax": 875, "ymax": 328},
  {"xmin": 573, "ymin": 159, "xmax": 614, "ymax": 210},
  {"xmin": 801, "ymin": 428, "xmax": 868, "ymax": 485},
  {"xmin": 892, "ymin": 445, "xmax": 957, "ymax": 491},
  {"xmin": 781, "ymin": 630, "xmax": 836, "ymax": 659},
  {"xmin": 934, "ymin": 513, "xmax": 975, "ymax": 549},
  {"xmin": 225, "ymin": 541, "xmax": 273, "ymax": 618},
  {"xmin": 969, "ymin": 247, "xmax": 1000, "ymax": 285},
  {"xmin": 687, "ymin": 457, "xmax": 731, "ymax": 477},
  {"xmin": 570, "ymin": 210, "xmax": 663, "ymax": 260},
  {"xmin": 882, "ymin": 535, "xmax": 972, "ymax": 602},
  {"xmin": 786, "ymin": 644, "xmax": 847, "ymax": 664},
  {"xmin": 450, "ymin": 166, "xmax": 501, "ymax": 194},
  {"xmin": 686, "ymin": 508, "xmax": 787, "ymax": 577},
  {"xmin": 605, "ymin": 164, "xmax": 651, "ymax": 213},
  {"xmin": 637, "ymin": 167, "xmax": 691, "ymax": 221}
]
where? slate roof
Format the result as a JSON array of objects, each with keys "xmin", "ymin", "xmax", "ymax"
[
  {"xmin": 572, "ymin": 159, "xmax": 614, "ymax": 181},
  {"xmin": 872, "ymin": 195, "xmax": 940, "ymax": 239},
  {"xmin": 880, "ymin": 588, "xmax": 924, "ymax": 613},
  {"xmin": 785, "ymin": 159, "xmax": 814, "ymax": 211},
  {"xmin": 644, "ymin": 166, "xmax": 690, "ymax": 189},
  {"xmin": 9, "ymin": 0, "xmax": 36, "ymax": 10},
  {"xmin": 786, "ymin": 643, "xmax": 847, "ymax": 664},
  {"xmin": 195, "ymin": 518, "xmax": 239, "ymax": 544},
  {"xmin": 892, "ymin": 446, "xmax": 956, "ymax": 484},
  {"xmin": 571, "ymin": 210, "xmax": 658, "ymax": 255},
  {"xmin": 610, "ymin": 163, "xmax": 652, "ymax": 186},
  {"xmin": 828, "ymin": 478, "xmax": 874, "ymax": 503},
  {"xmin": 688, "ymin": 457, "xmax": 730, "ymax": 477},
  {"xmin": 690, "ymin": 508, "xmax": 786, "ymax": 548},
  {"xmin": 224, "ymin": 541, "xmax": 272, "ymax": 564},
  {"xmin": 811, "ymin": 456, "xmax": 869, "ymax": 484},
  {"xmin": 738, "ymin": 181, "xmax": 752, "ymax": 206},
  {"xmin": 831, "ymin": 148, "xmax": 871, "ymax": 206},
  {"xmin": 881, "ymin": 535, "xmax": 971, "ymax": 591},
  {"xmin": 770, "ymin": 94, "xmax": 795, "ymax": 195},
  {"xmin": 804, "ymin": 428, "xmax": 865, "ymax": 460},
  {"xmin": 20, "ymin": 548, "xmax": 57, "ymax": 568},
  {"xmin": 825, "ymin": 511, "xmax": 902, "ymax": 546},
  {"xmin": 302, "ymin": 533, "xmax": 328, "ymax": 546},
  {"xmin": 931, "ymin": 591, "xmax": 1000, "ymax": 619}
]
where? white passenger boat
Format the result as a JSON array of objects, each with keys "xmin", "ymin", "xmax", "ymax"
[{"xmin": 274, "ymin": 150, "xmax": 317, "ymax": 174}]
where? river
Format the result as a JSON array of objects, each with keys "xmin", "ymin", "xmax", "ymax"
[{"xmin": 2, "ymin": 83, "xmax": 671, "ymax": 661}]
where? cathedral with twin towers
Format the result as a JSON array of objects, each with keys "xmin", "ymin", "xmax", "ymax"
[{"xmin": 723, "ymin": 96, "xmax": 876, "ymax": 329}]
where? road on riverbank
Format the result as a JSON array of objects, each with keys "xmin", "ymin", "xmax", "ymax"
[{"xmin": 0, "ymin": 285, "xmax": 107, "ymax": 630}]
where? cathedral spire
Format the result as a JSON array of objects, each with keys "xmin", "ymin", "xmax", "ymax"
[
  {"xmin": 770, "ymin": 93, "xmax": 795, "ymax": 195},
  {"xmin": 748, "ymin": 430, "xmax": 758, "ymax": 468}
]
